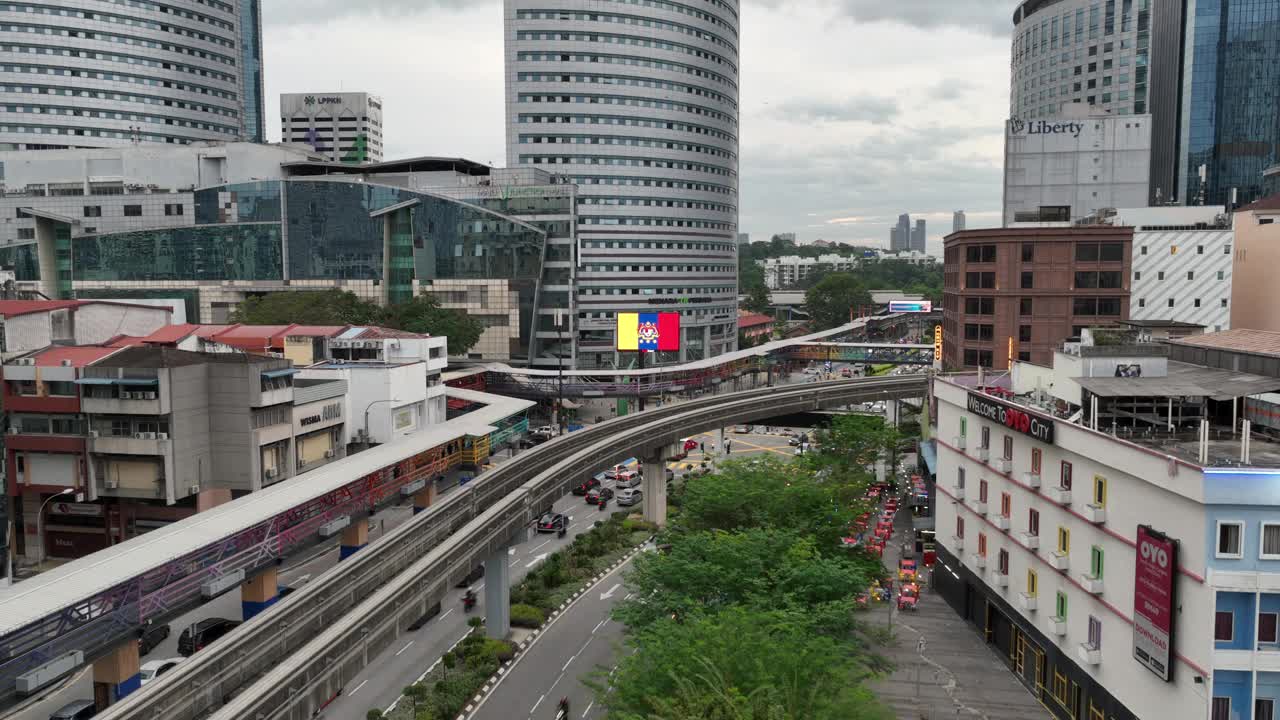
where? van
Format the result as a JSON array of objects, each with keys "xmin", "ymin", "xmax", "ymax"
[
  {"xmin": 48, "ymin": 699, "xmax": 95, "ymax": 720},
  {"xmin": 177, "ymin": 618, "xmax": 241, "ymax": 656}
]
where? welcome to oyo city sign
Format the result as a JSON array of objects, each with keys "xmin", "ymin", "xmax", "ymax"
[
  {"xmin": 1009, "ymin": 117, "xmax": 1084, "ymax": 138},
  {"xmin": 967, "ymin": 392, "xmax": 1055, "ymax": 444}
]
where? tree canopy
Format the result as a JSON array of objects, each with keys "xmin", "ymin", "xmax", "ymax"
[
  {"xmin": 804, "ymin": 274, "xmax": 873, "ymax": 330},
  {"xmin": 230, "ymin": 290, "xmax": 484, "ymax": 354}
]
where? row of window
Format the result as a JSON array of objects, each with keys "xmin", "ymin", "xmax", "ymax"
[
  {"xmin": 1216, "ymin": 521, "xmax": 1280, "ymax": 560},
  {"xmin": 1214, "ymin": 608, "xmax": 1280, "ymax": 644},
  {"xmin": 0, "ymin": 17, "xmax": 236, "ymax": 61},
  {"xmin": 580, "ymin": 216, "xmax": 733, "ymax": 231},
  {"xmin": 518, "ymin": 92, "xmax": 734, "ymax": 125},
  {"xmin": 1, "ymin": 40, "xmax": 236, "ymax": 83},
  {"xmin": 517, "ymin": 72, "xmax": 735, "ymax": 108},
  {"xmin": 1136, "ymin": 297, "xmax": 1228, "ymax": 310},
  {"xmin": 0, "ymin": 102, "xmax": 238, "ymax": 135},
  {"xmin": 514, "ymin": 30, "xmax": 735, "ymax": 72},
  {"xmin": 572, "ymin": 174, "xmax": 735, "ymax": 195},
  {"xmin": 1134, "ymin": 269, "xmax": 1226, "ymax": 282},
  {"xmin": 517, "ymin": 51, "xmax": 736, "ymax": 89},
  {"xmin": 519, "ymin": 133, "xmax": 734, "ymax": 160},
  {"xmin": 958, "ymin": 420, "xmax": 1110, "ymax": 508},
  {"xmin": 79, "ymin": 203, "xmax": 183, "ymax": 218},
  {"xmin": 582, "ymin": 240, "xmax": 734, "ymax": 252},
  {"xmin": 514, "ymin": 10, "xmax": 737, "ymax": 53},
  {"xmin": 960, "ymin": 242, "xmax": 1124, "ymax": 265},
  {"xmin": 519, "ymin": 113, "xmax": 736, "ymax": 143},
  {"xmin": 0, "ymin": 60, "xmax": 238, "ymax": 102},
  {"xmin": 522, "ymin": 0, "xmax": 738, "ymax": 31},
  {"xmin": 0, "ymin": 81, "xmax": 238, "ymax": 118},
  {"xmin": 1014, "ymin": 4, "xmax": 1142, "ymax": 64},
  {"xmin": 583, "ymin": 263, "xmax": 733, "ymax": 273},
  {"xmin": 1139, "ymin": 243, "xmax": 1230, "ymax": 256},
  {"xmin": 581, "ymin": 285, "xmax": 733, "ymax": 296},
  {"xmin": 578, "ymin": 307, "xmax": 732, "ymax": 320},
  {"xmin": 522, "ymin": 154, "xmax": 735, "ymax": 177}
]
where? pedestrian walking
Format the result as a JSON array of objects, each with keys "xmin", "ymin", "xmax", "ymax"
[
  {"xmin": 725, "ymin": 439, "xmax": 732, "ymax": 454},
  {"xmin": 699, "ymin": 442, "xmax": 705, "ymax": 455}
]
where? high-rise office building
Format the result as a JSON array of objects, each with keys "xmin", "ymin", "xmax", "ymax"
[
  {"xmin": 0, "ymin": 1, "xmax": 265, "ymax": 150},
  {"xmin": 891, "ymin": 213, "xmax": 911, "ymax": 252},
  {"xmin": 912, "ymin": 219, "xmax": 927, "ymax": 252},
  {"xmin": 504, "ymin": 0, "xmax": 741, "ymax": 365},
  {"xmin": 953, "ymin": 211, "xmax": 966, "ymax": 234},
  {"xmin": 1178, "ymin": 0, "xmax": 1280, "ymax": 208},
  {"xmin": 280, "ymin": 93, "xmax": 385, "ymax": 163}
]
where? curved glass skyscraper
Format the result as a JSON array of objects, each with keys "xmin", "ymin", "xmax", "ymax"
[
  {"xmin": 0, "ymin": 0, "xmax": 265, "ymax": 150},
  {"xmin": 504, "ymin": 0, "xmax": 740, "ymax": 368}
]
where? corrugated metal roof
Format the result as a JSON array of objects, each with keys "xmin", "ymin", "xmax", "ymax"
[
  {"xmin": 27, "ymin": 345, "xmax": 123, "ymax": 367},
  {"xmin": 1169, "ymin": 329, "xmax": 1280, "ymax": 358},
  {"xmin": 0, "ymin": 300, "xmax": 82, "ymax": 317},
  {"xmin": 1075, "ymin": 361, "xmax": 1280, "ymax": 400}
]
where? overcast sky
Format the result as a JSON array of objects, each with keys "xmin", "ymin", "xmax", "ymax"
[{"xmin": 262, "ymin": 1, "xmax": 1012, "ymax": 253}]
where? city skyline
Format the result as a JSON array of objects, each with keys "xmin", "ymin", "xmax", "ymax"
[{"xmin": 259, "ymin": 2, "xmax": 1011, "ymax": 254}]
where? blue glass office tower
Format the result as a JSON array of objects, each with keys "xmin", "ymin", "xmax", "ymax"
[
  {"xmin": 1180, "ymin": 0, "xmax": 1280, "ymax": 206},
  {"xmin": 240, "ymin": 0, "xmax": 266, "ymax": 144}
]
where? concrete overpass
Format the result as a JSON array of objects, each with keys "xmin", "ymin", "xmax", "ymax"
[{"xmin": 93, "ymin": 375, "xmax": 928, "ymax": 720}]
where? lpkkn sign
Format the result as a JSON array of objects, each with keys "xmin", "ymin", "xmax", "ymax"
[
  {"xmin": 966, "ymin": 392, "xmax": 1055, "ymax": 444},
  {"xmin": 1008, "ymin": 117, "xmax": 1084, "ymax": 138},
  {"xmin": 1133, "ymin": 525, "xmax": 1178, "ymax": 682}
]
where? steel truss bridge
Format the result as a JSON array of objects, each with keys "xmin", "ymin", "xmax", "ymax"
[{"xmin": 95, "ymin": 375, "xmax": 927, "ymax": 720}]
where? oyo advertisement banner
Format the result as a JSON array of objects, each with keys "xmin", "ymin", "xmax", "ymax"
[{"xmin": 1133, "ymin": 525, "xmax": 1178, "ymax": 682}]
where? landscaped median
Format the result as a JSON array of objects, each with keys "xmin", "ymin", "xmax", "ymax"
[{"xmin": 368, "ymin": 512, "xmax": 656, "ymax": 720}]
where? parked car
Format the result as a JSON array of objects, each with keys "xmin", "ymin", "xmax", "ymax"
[
  {"xmin": 139, "ymin": 658, "xmax": 183, "ymax": 686},
  {"xmin": 733, "ymin": 424, "xmax": 753, "ymax": 434},
  {"xmin": 841, "ymin": 367, "xmax": 853, "ymax": 378},
  {"xmin": 604, "ymin": 464, "xmax": 631, "ymax": 480},
  {"xmin": 616, "ymin": 487, "xmax": 644, "ymax": 507},
  {"xmin": 572, "ymin": 477, "xmax": 601, "ymax": 496},
  {"xmin": 615, "ymin": 470, "xmax": 642, "ymax": 488},
  {"xmin": 802, "ymin": 367, "xmax": 820, "ymax": 376},
  {"xmin": 177, "ymin": 618, "xmax": 241, "ymax": 656},
  {"xmin": 138, "ymin": 622, "xmax": 170, "ymax": 656},
  {"xmin": 533, "ymin": 425, "xmax": 557, "ymax": 436},
  {"xmin": 585, "ymin": 487, "xmax": 615, "ymax": 506},
  {"xmin": 536, "ymin": 512, "xmax": 568, "ymax": 535},
  {"xmin": 48, "ymin": 699, "xmax": 95, "ymax": 720}
]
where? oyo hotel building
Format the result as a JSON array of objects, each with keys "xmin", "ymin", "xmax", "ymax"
[{"xmin": 932, "ymin": 329, "xmax": 1280, "ymax": 720}]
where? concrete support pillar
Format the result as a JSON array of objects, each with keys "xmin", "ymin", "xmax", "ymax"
[
  {"xmin": 241, "ymin": 565, "xmax": 278, "ymax": 620},
  {"xmin": 92, "ymin": 641, "xmax": 140, "ymax": 711},
  {"xmin": 887, "ymin": 399, "xmax": 901, "ymax": 427},
  {"xmin": 484, "ymin": 527, "xmax": 526, "ymax": 640},
  {"xmin": 641, "ymin": 447, "xmax": 669, "ymax": 527},
  {"xmin": 717, "ymin": 427, "xmax": 726, "ymax": 457},
  {"xmin": 412, "ymin": 483, "xmax": 437, "ymax": 515},
  {"xmin": 339, "ymin": 518, "xmax": 368, "ymax": 560}
]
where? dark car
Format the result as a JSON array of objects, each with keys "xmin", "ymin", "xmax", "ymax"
[
  {"xmin": 137, "ymin": 622, "xmax": 170, "ymax": 656},
  {"xmin": 572, "ymin": 477, "xmax": 601, "ymax": 496},
  {"xmin": 177, "ymin": 618, "xmax": 241, "ymax": 657},
  {"xmin": 585, "ymin": 487, "xmax": 614, "ymax": 506},
  {"xmin": 48, "ymin": 699, "xmax": 96, "ymax": 720},
  {"xmin": 536, "ymin": 512, "xmax": 568, "ymax": 536}
]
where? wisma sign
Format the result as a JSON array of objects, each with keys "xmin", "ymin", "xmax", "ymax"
[{"xmin": 966, "ymin": 392, "xmax": 1055, "ymax": 444}]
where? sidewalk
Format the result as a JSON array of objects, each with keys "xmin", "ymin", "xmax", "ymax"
[{"xmin": 870, "ymin": 494, "xmax": 1049, "ymax": 720}]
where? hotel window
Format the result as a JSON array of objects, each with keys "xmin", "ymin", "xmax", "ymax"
[
  {"xmin": 1090, "ymin": 546, "xmax": 1104, "ymax": 578},
  {"xmin": 1061, "ymin": 461, "xmax": 1073, "ymax": 489},
  {"xmin": 1020, "ymin": 297, "xmax": 1033, "ymax": 316},
  {"xmin": 978, "ymin": 533, "xmax": 987, "ymax": 557},
  {"xmin": 1031, "ymin": 448, "xmax": 1042, "ymax": 475},
  {"xmin": 959, "ymin": 417, "xmax": 967, "ymax": 438},
  {"xmin": 1022, "ymin": 243, "xmax": 1035, "ymax": 262},
  {"xmin": 1021, "ymin": 271, "xmax": 1034, "ymax": 289},
  {"xmin": 1056, "ymin": 591, "xmax": 1068, "ymax": 619},
  {"xmin": 956, "ymin": 516, "xmax": 965, "ymax": 539},
  {"xmin": 1027, "ymin": 569, "xmax": 1038, "ymax": 597},
  {"xmin": 979, "ymin": 479, "xmax": 989, "ymax": 503},
  {"xmin": 1260, "ymin": 613, "xmax": 1279, "ymax": 644},
  {"xmin": 1003, "ymin": 435, "xmax": 1013, "ymax": 460},
  {"xmin": 1261, "ymin": 523, "xmax": 1280, "ymax": 559},
  {"xmin": 1218, "ymin": 522, "xmax": 1244, "ymax": 558},
  {"xmin": 1092, "ymin": 475, "xmax": 1107, "ymax": 507},
  {"xmin": 1212, "ymin": 698, "xmax": 1230, "ymax": 720},
  {"xmin": 1214, "ymin": 611, "xmax": 1234, "ymax": 642},
  {"xmin": 1052, "ymin": 669, "xmax": 1069, "ymax": 705},
  {"xmin": 1001, "ymin": 492, "xmax": 1012, "ymax": 518},
  {"xmin": 981, "ymin": 426, "xmax": 990, "ymax": 449},
  {"xmin": 1256, "ymin": 699, "xmax": 1275, "ymax": 720},
  {"xmin": 957, "ymin": 467, "xmax": 965, "ymax": 490},
  {"xmin": 998, "ymin": 549, "xmax": 1010, "ymax": 575},
  {"xmin": 1087, "ymin": 615, "xmax": 1102, "ymax": 649},
  {"xmin": 1029, "ymin": 509, "xmax": 1040, "ymax": 537},
  {"xmin": 1057, "ymin": 527, "xmax": 1070, "ymax": 554}
]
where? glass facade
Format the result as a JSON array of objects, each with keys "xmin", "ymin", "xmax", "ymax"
[
  {"xmin": 239, "ymin": 0, "xmax": 266, "ymax": 144},
  {"xmin": 195, "ymin": 181, "xmax": 282, "ymax": 225},
  {"xmin": 1181, "ymin": 0, "xmax": 1280, "ymax": 206},
  {"xmin": 0, "ymin": 244, "xmax": 38, "ymax": 282},
  {"xmin": 73, "ymin": 225, "xmax": 284, "ymax": 282}
]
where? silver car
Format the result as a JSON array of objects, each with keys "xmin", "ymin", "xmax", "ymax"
[{"xmin": 616, "ymin": 487, "xmax": 644, "ymax": 506}]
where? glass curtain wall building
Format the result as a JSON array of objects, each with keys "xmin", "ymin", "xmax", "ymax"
[
  {"xmin": 504, "ymin": 0, "xmax": 741, "ymax": 367},
  {"xmin": 0, "ymin": 0, "xmax": 266, "ymax": 150},
  {"xmin": 1179, "ymin": 0, "xmax": 1280, "ymax": 207}
]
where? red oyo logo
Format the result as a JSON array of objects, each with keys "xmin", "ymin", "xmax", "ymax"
[{"xmin": 1002, "ymin": 407, "xmax": 1032, "ymax": 434}]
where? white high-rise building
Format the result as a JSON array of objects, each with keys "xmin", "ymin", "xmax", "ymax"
[
  {"xmin": 504, "ymin": 0, "xmax": 740, "ymax": 365},
  {"xmin": 280, "ymin": 93, "xmax": 384, "ymax": 163},
  {"xmin": 0, "ymin": 1, "xmax": 265, "ymax": 150}
]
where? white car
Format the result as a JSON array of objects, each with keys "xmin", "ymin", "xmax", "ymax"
[
  {"xmin": 139, "ymin": 657, "xmax": 184, "ymax": 686},
  {"xmin": 617, "ymin": 487, "xmax": 644, "ymax": 506}
]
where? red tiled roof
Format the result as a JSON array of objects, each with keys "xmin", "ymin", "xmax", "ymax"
[
  {"xmin": 140, "ymin": 323, "xmax": 203, "ymax": 344},
  {"xmin": 30, "ymin": 345, "xmax": 123, "ymax": 367},
  {"xmin": 0, "ymin": 300, "xmax": 83, "ymax": 318},
  {"xmin": 277, "ymin": 325, "xmax": 348, "ymax": 339},
  {"xmin": 737, "ymin": 313, "xmax": 774, "ymax": 329},
  {"xmin": 212, "ymin": 324, "xmax": 291, "ymax": 340},
  {"xmin": 349, "ymin": 326, "xmax": 429, "ymax": 340},
  {"xmin": 104, "ymin": 335, "xmax": 145, "ymax": 347}
]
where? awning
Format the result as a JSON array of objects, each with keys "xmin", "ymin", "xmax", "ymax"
[
  {"xmin": 919, "ymin": 440, "xmax": 937, "ymax": 475},
  {"xmin": 74, "ymin": 377, "xmax": 158, "ymax": 386},
  {"xmin": 261, "ymin": 368, "xmax": 299, "ymax": 379}
]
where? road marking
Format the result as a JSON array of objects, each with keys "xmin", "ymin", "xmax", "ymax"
[
  {"xmin": 599, "ymin": 583, "xmax": 621, "ymax": 600},
  {"xmin": 582, "ymin": 701, "xmax": 594, "ymax": 717},
  {"xmin": 593, "ymin": 618, "xmax": 607, "ymax": 633},
  {"xmin": 350, "ymin": 679, "xmax": 368, "ymax": 695},
  {"xmin": 531, "ymin": 694, "xmax": 546, "ymax": 713},
  {"xmin": 526, "ymin": 553, "xmax": 549, "ymax": 568},
  {"xmin": 510, "ymin": 558, "xmax": 519, "ymax": 567},
  {"xmin": 624, "ymin": 593, "xmax": 634, "ymax": 601},
  {"xmin": 551, "ymin": 671, "xmax": 565, "ymax": 690},
  {"xmin": 532, "ymin": 539, "xmax": 552, "ymax": 552},
  {"xmin": 579, "ymin": 637, "xmax": 593, "ymax": 656},
  {"xmin": 440, "ymin": 608, "xmax": 454, "ymax": 621},
  {"xmin": 509, "ymin": 547, "xmax": 517, "ymax": 556},
  {"xmin": 562, "ymin": 655, "xmax": 575, "ymax": 672},
  {"xmin": 568, "ymin": 523, "xmax": 580, "ymax": 531},
  {"xmin": 395, "ymin": 640, "xmax": 414, "ymax": 657}
]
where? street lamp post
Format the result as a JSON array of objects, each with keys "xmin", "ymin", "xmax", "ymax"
[
  {"xmin": 363, "ymin": 398, "xmax": 400, "ymax": 448},
  {"xmin": 35, "ymin": 488, "xmax": 74, "ymax": 569}
]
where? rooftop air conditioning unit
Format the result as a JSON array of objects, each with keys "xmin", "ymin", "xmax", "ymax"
[
  {"xmin": 120, "ymin": 392, "xmax": 133, "ymax": 400},
  {"xmin": 189, "ymin": 484, "xmax": 201, "ymax": 496},
  {"xmin": 19, "ymin": 358, "xmax": 34, "ymax": 366},
  {"xmin": 157, "ymin": 432, "xmax": 168, "ymax": 440},
  {"xmin": 104, "ymin": 479, "xmax": 118, "ymax": 489},
  {"xmin": 88, "ymin": 430, "xmax": 99, "ymax": 438},
  {"xmin": 265, "ymin": 468, "xmax": 278, "ymax": 479},
  {"xmin": 144, "ymin": 392, "xmax": 156, "ymax": 400},
  {"xmin": 324, "ymin": 449, "xmax": 335, "ymax": 458},
  {"xmin": 60, "ymin": 359, "xmax": 72, "ymax": 367},
  {"xmin": 133, "ymin": 433, "xmax": 144, "ymax": 440},
  {"xmin": 142, "ymin": 432, "xmax": 156, "ymax": 440},
  {"xmin": 7, "ymin": 427, "xmax": 17, "ymax": 434}
]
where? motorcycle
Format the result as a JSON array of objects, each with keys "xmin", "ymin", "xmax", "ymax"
[
  {"xmin": 556, "ymin": 697, "xmax": 570, "ymax": 718},
  {"xmin": 463, "ymin": 590, "xmax": 477, "ymax": 612}
]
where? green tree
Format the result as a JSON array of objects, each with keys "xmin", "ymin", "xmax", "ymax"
[
  {"xmin": 440, "ymin": 651, "xmax": 457, "ymax": 680},
  {"xmin": 809, "ymin": 415, "xmax": 903, "ymax": 489},
  {"xmin": 403, "ymin": 683, "xmax": 430, "ymax": 717},
  {"xmin": 365, "ymin": 710, "xmax": 384, "ymax": 720},
  {"xmin": 804, "ymin": 274, "xmax": 872, "ymax": 330},
  {"xmin": 231, "ymin": 289, "xmax": 384, "ymax": 326},
  {"xmin": 744, "ymin": 281, "xmax": 771, "ymax": 314},
  {"xmin": 384, "ymin": 294, "xmax": 484, "ymax": 355}
]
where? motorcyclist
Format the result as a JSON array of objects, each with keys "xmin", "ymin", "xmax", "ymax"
[
  {"xmin": 463, "ymin": 589, "xmax": 477, "ymax": 609},
  {"xmin": 558, "ymin": 696, "xmax": 570, "ymax": 716}
]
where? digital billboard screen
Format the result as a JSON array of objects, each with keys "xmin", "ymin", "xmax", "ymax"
[
  {"xmin": 1133, "ymin": 525, "xmax": 1178, "ymax": 682},
  {"xmin": 888, "ymin": 300, "xmax": 933, "ymax": 313},
  {"xmin": 617, "ymin": 312, "xmax": 681, "ymax": 351}
]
